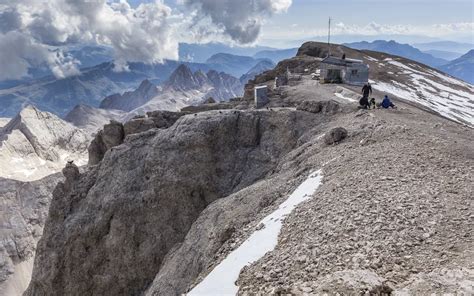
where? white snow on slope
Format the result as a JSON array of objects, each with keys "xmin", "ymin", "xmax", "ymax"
[
  {"xmin": 334, "ymin": 86, "xmax": 359, "ymax": 103},
  {"xmin": 370, "ymin": 60, "xmax": 474, "ymax": 126},
  {"xmin": 334, "ymin": 93, "xmax": 357, "ymax": 102},
  {"xmin": 189, "ymin": 170, "xmax": 323, "ymax": 296}
]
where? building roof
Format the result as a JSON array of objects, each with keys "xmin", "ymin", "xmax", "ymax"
[{"xmin": 321, "ymin": 56, "xmax": 365, "ymax": 67}]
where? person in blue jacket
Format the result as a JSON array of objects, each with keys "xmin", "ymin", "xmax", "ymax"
[{"xmin": 380, "ymin": 95, "xmax": 396, "ymax": 109}]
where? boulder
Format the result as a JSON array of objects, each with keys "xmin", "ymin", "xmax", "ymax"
[{"xmin": 324, "ymin": 127, "xmax": 348, "ymax": 145}]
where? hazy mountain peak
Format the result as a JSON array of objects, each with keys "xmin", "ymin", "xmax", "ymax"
[{"xmin": 0, "ymin": 106, "xmax": 89, "ymax": 181}]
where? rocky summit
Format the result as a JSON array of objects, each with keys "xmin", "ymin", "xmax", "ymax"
[{"xmin": 17, "ymin": 42, "xmax": 474, "ymax": 296}]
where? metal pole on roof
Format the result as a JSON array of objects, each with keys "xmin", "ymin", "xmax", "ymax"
[{"xmin": 328, "ymin": 17, "xmax": 331, "ymax": 57}]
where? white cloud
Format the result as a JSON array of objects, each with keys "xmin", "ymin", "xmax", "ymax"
[
  {"xmin": 181, "ymin": 0, "xmax": 292, "ymax": 44},
  {"xmin": 0, "ymin": 0, "xmax": 177, "ymax": 80},
  {"xmin": 0, "ymin": 0, "xmax": 293, "ymax": 81}
]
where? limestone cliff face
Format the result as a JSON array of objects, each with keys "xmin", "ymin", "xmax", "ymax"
[
  {"xmin": 25, "ymin": 109, "xmax": 321, "ymax": 296},
  {"xmin": 0, "ymin": 174, "xmax": 62, "ymax": 296}
]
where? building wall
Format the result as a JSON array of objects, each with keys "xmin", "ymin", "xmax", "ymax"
[
  {"xmin": 320, "ymin": 63, "xmax": 369, "ymax": 86},
  {"xmin": 344, "ymin": 64, "xmax": 369, "ymax": 86}
]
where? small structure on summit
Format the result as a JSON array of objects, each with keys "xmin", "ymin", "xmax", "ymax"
[
  {"xmin": 275, "ymin": 67, "xmax": 303, "ymax": 88},
  {"xmin": 319, "ymin": 56, "xmax": 369, "ymax": 86},
  {"xmin": 254, "ymin": 85, "xmax": 269, "ymax": 108}
]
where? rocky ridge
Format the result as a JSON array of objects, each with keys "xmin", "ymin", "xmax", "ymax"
[{"xmin": 24, "ymin": 42, "xmax": 474, "ymax": 296}]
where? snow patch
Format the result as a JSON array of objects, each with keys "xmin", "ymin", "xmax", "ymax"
[
  {"xmin": 189, "ymin": 170, "xmax": 324, "ymax": 296},
  {"xmin": 372, "ymin": 80, "xmax": 474, "ymax": 126},
  {"xmin": 335, "ymin": 92, "xmax": 357, "ymax": 103}
]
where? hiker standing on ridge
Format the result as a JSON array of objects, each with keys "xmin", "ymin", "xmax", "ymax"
[{"xmin": 361, "ymin": 83, "xmax": 372, "ymax": 99}]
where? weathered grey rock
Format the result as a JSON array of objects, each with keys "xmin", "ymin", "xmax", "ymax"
[
  {"xmin": 87, "ymin": 120, "xmax": 124, "ymax": 165},
  {"xmin": 323, "ymin": 127, "xmax": 348, "ymax": 145},
  {"xmin": 0, "ymin": 174, "xmax": 62, "ymax": 296},
  {"xmin": 181, "ymin": 103, "xmax": 234, "ymax": 113},
  {"xmin": 146, "ymin": 111, "xmax": 186, "ymax": 129},
  {"xmin": 25, "ymin": 109, "xmax": 318, "ymax": 296},
  {"xmin": 297, "ymin": 100, "xmax": 341, "ymax": 114},
  {"xmin": 101, "ymin": 120, "xmax": 124, "ymax": 148},
  {"xmin": 312, "ymin": 270, "xmax": 393, "ymax": 295},
  {"xmin": 123, "ymin": 118, "xmax": 156, "ymax": 136}
]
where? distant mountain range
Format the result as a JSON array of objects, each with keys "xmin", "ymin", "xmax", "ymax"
[
  {"xmin": 413, "ymin": 41, "xmax": 474, "ymax": 54},
  {"xmin": 0, "ymin": 42, "xmax": 291, "ymax": 118},
  {"xmin": 240, "ymin": 60, "xmax": 276, "ymax": 84},
  {"xmin": 178, "ymin": 43, "xmax": 274, "ymax": 63},
  {"xmin": 439, "ymin": 50, "xmax": 474, "ymax": 84},
  {"xmin": 99, "ymin": 64, "xmax": 244, "ymax": 116},
  {"xmin": 345, "ymin": 40, "xmax": 448, "ymax": 68},
  {"xmin": 205, "ymin": 53, "xmax": 272, "ymax": 78},
  {"xmin": 0, "ymin": 56, "xmax": 259, "ymax": 118},
  {"xmin": 0, "ymin": 60, "xmax": 193, "ymax": 117},
  {"xmin": 421, "ymin": 50, "xmax": 463, "ymax": 61}
]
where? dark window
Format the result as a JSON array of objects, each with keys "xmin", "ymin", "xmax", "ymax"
[{"xmin": 351, "ymin": 69, "xmax": 358, "ymax": 75}]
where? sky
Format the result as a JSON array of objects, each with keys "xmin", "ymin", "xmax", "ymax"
[
  {"xmin": 0, "ymin": 0, "xmax": 472, "ymax": 81},
  {"xmin": 129, "ymin": 0, "xmax": 474, "ymax": 46},
  {"xmin": 258, "ymin": 0, "xmax": 474, "ymax": 46}
]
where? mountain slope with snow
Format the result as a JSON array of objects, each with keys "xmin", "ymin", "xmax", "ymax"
[
  {"xmin": 0, "ymin": 106, "xmax": 89, "ymax": 181},
  {"xmin": 292, "ymin": 42, "xmax": 474, "ymax": 126},
  {"xmin": 365, "ymin": 56, "xmax": 474, "ymax": 126}
]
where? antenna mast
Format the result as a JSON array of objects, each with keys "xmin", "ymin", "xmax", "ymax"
[{"xmin": 328, "ymin": 17, "xmax": 331, "ymax": 57}]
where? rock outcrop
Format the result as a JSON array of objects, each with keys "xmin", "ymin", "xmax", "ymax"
[
  {"xmin": 26, "ymin": 109, "xmax": 323, "ymax": 296},
  {"xmin": 323, "ymin": 127, "xmax": 348, "ymax": 145},
  {"xmin": 89, "ymin": 111, "xmax": 186, "ymax": 165},
  {"xmin": 87, "ymin": 120, "xmax": 124, "ymax": 165},
  {"xmin": 0, "ymin": 174, "xmax": 62, "ymax": 296}
]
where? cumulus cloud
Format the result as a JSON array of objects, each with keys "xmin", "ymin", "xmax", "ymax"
[
  {"xmin": 0, "ymin": 0, "xmax": 177, "ymax": 80},
  {"xmin": 181, "ymin": 0, "xmax": 292, "ymax": 44},
  {"xmin": 0, "ymin": 0, "xmax": 292, "ymax": 81}
]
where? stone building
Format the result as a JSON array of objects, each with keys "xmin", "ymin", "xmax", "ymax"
[{"xmin": 319, "ymin": 57, "xmax": 369, "ymax": 86}]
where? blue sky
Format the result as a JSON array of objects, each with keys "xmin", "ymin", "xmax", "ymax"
[{"xmin": 129, "ymin": 0, "xmax": 473, "ymax": 46}]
